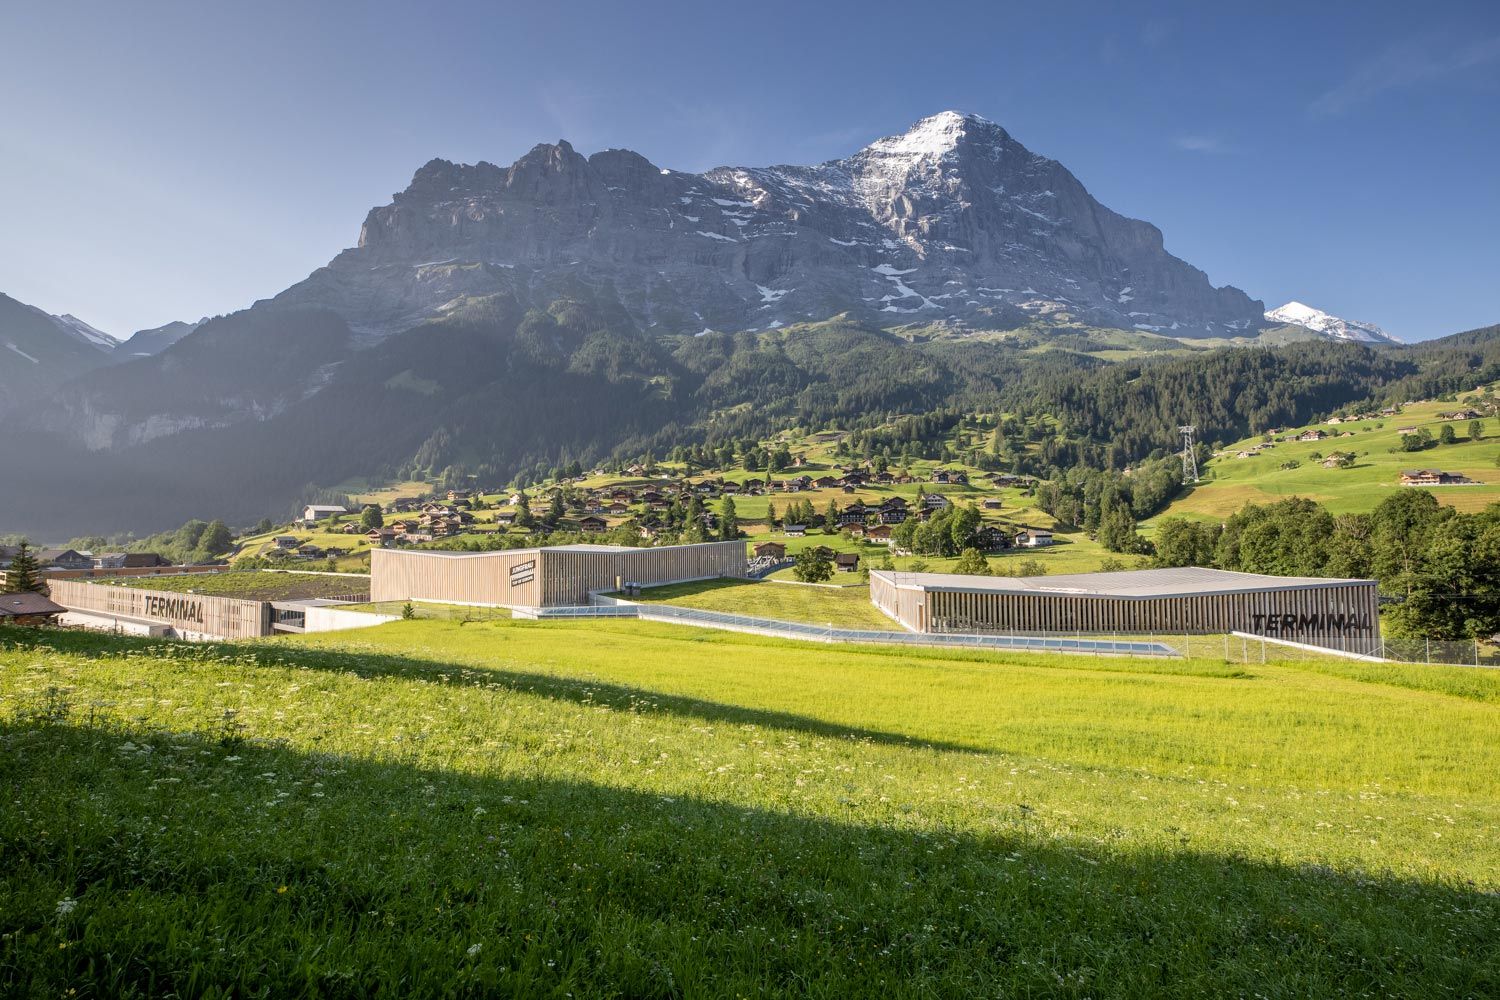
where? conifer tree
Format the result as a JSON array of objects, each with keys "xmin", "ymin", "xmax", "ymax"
[{"xmin": 3, "ymin": 541, "xmax": 43, "ymax": 593}]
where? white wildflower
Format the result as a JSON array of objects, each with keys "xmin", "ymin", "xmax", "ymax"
[{"xmin": 56, "ymin": 898, "xmax": 77, "ymax": 917}]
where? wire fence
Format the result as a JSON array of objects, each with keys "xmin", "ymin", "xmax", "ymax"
[{"xmin": 352, "ymin": 597, "xmax": 1500, "ymax": 668}]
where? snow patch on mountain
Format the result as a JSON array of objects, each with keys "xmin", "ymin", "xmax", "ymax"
[
  {"xmin": 51, "ymin": 314, "xmax": 118, "ymax": 350},
  {"xmin": 1266, "ymin": 301, "xmax": 1400, "ymax": 344}
]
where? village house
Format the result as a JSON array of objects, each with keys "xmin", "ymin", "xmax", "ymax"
[
  {"xmin": 982, "ymin": 498, "xmax": 1004, "ymax": 510},
  {"xmin": 784, "ymin": 524, "xmax": 807, "ymax": 537},
  {"xmin": 0, "ymin": 592, "xmax": 66, "ymax": 626},
  {"xmin": 812, "ymin": 476, "xmax": 840, "ymax": 489},
  {"xmin": 1015, "ymin": 528, "xmax": 1054, "ymax": 548},
  {"xmin": 922, "ymin": 493, "xmax": 950, "ymax": 510},
  {"xmin": 753, "ymin": 541, "xmax": 786, "ymax": 560},
  {"xmin": 301, "ymin": 504, "xmax": 347, "ymax": 524},
  {"xmin": 834, "ymin": 553, "xmax": 861, "ymax": 573},
  {"xmin": 272, "ymin": 536, "xmax": 301, "ymax": 550},
  {"xmin": 1297, "ymin": 429, "xmax": 1326, "ymax": 442},
  {"xmin": 366, "ymin": 527, "xmax": 398, "ymax": 546},
  {"xmin": 1399, "ymin": 470, "xmax": 1475, "ymax": 486},
  {"xmin": 38, "ymin": 548, "xmax": 93, "ymax": 570},
  {"xmin": 93, "ymin": 551, "xmax": 165, "ymax": 566},
  {"xmin": 865, "ymin": 524, "xmax": 894, "ymax": 544},
  {"xmin": 1438, "ymin": 409, "xmax": 1481, "ymax": 421},
  {"xmin": 836, "ymin": 503, "xmax": 870, "ymax": 526},
  {"xmin": 447, "ymin": 489, "xmax": 472, "ymax": 502},
  {"xmin": 975, "ymin": 525, "xmax": 1013, "ymax": 551},
  {"xmin": 578, "ymin": 515, "xmax": 609, "ymax": 534}
]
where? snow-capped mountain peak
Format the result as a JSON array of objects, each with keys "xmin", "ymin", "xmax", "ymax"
[
  {"xmin": 1265, "ymin": 301, "xmax": 1399, "ymax": 344},
  {"xmin": 865, "ymin": 110, "xmax": 978, "ymax": 160},
  {"xmin": 50, "ymin": 312, "xmax": 118, "ymax": 350}
]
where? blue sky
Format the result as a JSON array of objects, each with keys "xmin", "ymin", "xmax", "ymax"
[{"xmin": 2, "ymin": 0, "xmax": 1496, "ymax": 341}]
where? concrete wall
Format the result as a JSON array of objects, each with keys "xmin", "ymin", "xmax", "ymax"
[{"xmin": 302, "ymin": 606, "xmax": 399, "ymax": 633}]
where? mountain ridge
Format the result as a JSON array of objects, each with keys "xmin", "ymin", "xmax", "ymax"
[{"xmin": 273, "ymin": 111, "xmax": 1263, "ymax": 342}]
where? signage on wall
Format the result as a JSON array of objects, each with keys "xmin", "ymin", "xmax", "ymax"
[
  {"xmin": 141, "ymin": 594, "xmax": 205, "ymax": 624},
  {"xmin": 509, "ymin": 560, "xmax": 536, "ymax": 588},
  {"xmin": 1249, "ymin": 612, "xmax": 1372, "ymax": 635}
]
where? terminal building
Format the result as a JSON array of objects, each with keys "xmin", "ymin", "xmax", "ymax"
[
  {"xmin": 370, "ymin": 541, "xmax": 746, "ymax": 609},
  {"xmin": 869, "ymin": 567, "xmax": 1380, "ymax": 653},
  {"xmin": 47, "ymin": 580, "xmax": 387, "ymax": 640}
]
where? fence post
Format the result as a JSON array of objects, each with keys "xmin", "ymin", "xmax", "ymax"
[{"xmin": 1426, "ymin": 638, "xmax": 1431, "ymax": 664}]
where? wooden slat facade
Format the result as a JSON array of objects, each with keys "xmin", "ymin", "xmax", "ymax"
[
  {"xmin": 371, "ymin": 542, "xmax": 746, "ymax": 608},
  {"xmin": 869, "ymin": 570, "xmax": 1381, "ymax": 654},
  {"xmin": 49, "ymin": 579, "xmax": 271, "ymax": 640}
]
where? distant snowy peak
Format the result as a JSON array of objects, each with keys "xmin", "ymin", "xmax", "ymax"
[
  {"xmin": 1265, "ymin": 301, "xmax": 1400, "ymax": 344},
  {"xmin": 48, "ymin": 312, "xmax": 118, "ymax": 351}
]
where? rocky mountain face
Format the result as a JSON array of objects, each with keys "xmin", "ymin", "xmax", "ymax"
[
  {"xmin": 1265, "ymin": 301, "xmax": 1400, "ymax": 344},
  {"xmin": 0, "ymin": 293, "xmax": 119, "ymax": 408},
  {"xmin": 275, "ymin": 111, "xmax": 1263, "ymax": 341}
]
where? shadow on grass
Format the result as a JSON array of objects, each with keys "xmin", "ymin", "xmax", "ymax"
[{"xmin": 1, "ymin": 717, "xmax": 1494, "ymax": 998}]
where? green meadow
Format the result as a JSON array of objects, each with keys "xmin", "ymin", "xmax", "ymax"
[
  {"xmin": 2, "ymin": 619, "xmax": 1496, "ymax": 996},
  {"xmin": 111, "ymin": 571, "xmax": 369, "ymax": 602}
]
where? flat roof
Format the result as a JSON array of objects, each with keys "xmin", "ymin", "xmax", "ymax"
[
  {"xmin": 872, "ymin": 566, "xmax": 1374, "ymax": 599},
  {"xmin": 376, "ymin": 542, "xmax": 734, "ymax": 559}
]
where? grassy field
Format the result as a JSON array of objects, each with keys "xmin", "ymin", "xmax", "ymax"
[
  {"xmin": 634, "ymin": 577, "xmax": 903, "ymax": 630},
  {"xmin": 1, "ymin": 619, "xmax": 1496, "ymax": 996},
  {"xmin": 1153, "ymin": 391, "xmax": 1500, "ymax": 522},
  {"xmin": 110, "ymin": 570, "xmax": 369, "ymax": 602}
]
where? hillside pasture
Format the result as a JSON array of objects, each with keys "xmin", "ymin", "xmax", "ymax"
[{"xmin": 1159, "ymin": 392, "xmax": 1499, "ymax": 521}]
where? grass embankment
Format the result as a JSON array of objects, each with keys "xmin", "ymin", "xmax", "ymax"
[
  {"xmin": 109, "ymin": 571, "xmax": 369, "ymax": 602},
  {"xmin": 1, "ymin": 620, "xmax": 1496, "ymax": 996},
  {"xmin": 634, "ymin": 577, "xmax": 903, "ymax": 630}
]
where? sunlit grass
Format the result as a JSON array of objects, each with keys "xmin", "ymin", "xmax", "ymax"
[{"xmin": 2, "ymin": 620, "xmax": 1495, "ymax": 996}]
